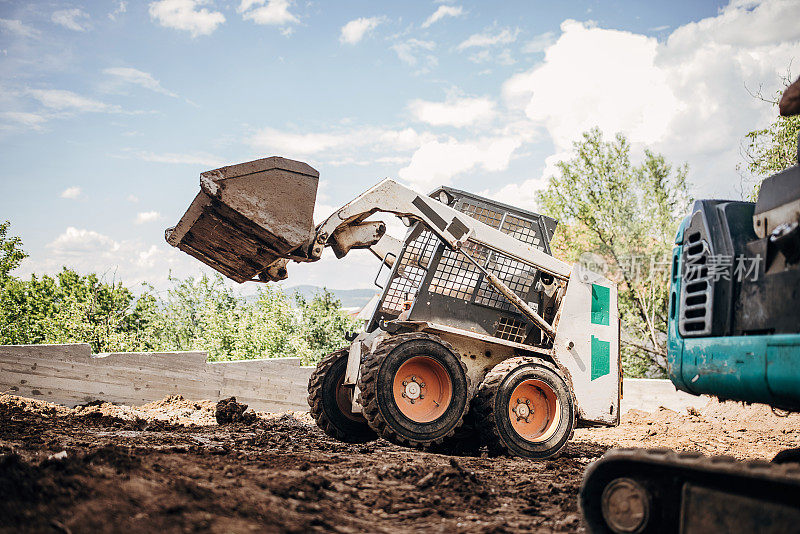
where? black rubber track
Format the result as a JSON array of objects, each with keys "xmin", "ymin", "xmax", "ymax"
[
  {"xmin": 357, "ymin": 332, "xmax": 474, "ymax": 449},
  {"xmin": 473, "ymin": 356, "xmax": 575, "ymax": 458},
  {"xmin": 580, "ymin": 448, "xmax": 800, "ymax": 533},
  {"xmin": 307, "ymin": 348, "xmax": 377, "ymax": 443}
]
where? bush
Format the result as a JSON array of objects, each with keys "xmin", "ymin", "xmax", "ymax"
[{"xmin": 0, "ymin": 222, "xmax": 360, "ymax": 364}]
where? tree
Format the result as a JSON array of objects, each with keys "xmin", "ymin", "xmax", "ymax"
[
  {"xmin": 538, "ymin": 128, "xmax": 692, "ymax": 377},
  {"xmin": 0, "ymin": 219, "xmax": 360, "ymax": 362},
  {"xmin": 0, "ymin": 221, "xmax": 27, "ymax": 285},
  {"xmin": 740, "ymin": 71, "xmax": 800, "ymax": 199},
  {"xmin": 295, "ymin": 289, "xmax": 359, "ymax": 360}
]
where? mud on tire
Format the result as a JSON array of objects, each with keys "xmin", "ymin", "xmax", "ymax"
[
  {"xmin": 357, "ymin": 333, "xmax": 473, "ymax": 448},
  {"xmin": 475, "ymin": 356, "xmax": 575, "ymax": 459},
  {"xmin": 308, "ymin": 349, "xmax": 377, "ymax": 443}
]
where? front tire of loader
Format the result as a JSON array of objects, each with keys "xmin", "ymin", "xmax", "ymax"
[
  {"xmin": 475, "ymin": 357, "xmax": 575, "ymax": 459},
  {"xmin": 357, "ymin": 333, "xmax": 473, "ymax": 448},
  {"xmin": 308, "ymin": 349, "xmax": 377, "ymax": 443}
]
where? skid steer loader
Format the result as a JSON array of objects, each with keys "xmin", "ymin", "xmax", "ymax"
[{"xmin": 166, "ymin": 157, "xmax": 621, "ymax": 458}]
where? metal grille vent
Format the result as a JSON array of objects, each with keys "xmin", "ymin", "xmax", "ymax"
[
  {"xmin": 461, "ymin": 202, "xmax": 503, "ymax": 229},
  {"xmin": 501, "ymin": 214, "xmax": 543, "ymax": 249},
  {"xmin": 428, "ymin": 240, "xmax": 536, "ymax": 312},
  {"xmin": 679, "ymin": 230, "xmax": 713, "ymax": 337},
  {"xmin": 495, "ymin": 317, "xmax": 527, "ymax": 343},
  {"xmin": 428, "ymin": 242, "xmax": 486, "ymax": 300},
  {"xmin": 458, "ymin": 201, "xmax": 545, "ymax": 251},
  {"xmin": 475, "ymin": 251, "xmax": 536, "ymax": 311},
  {"xmin": 380, "ymin": 230, "xmax": 437, "ymax": 314}
]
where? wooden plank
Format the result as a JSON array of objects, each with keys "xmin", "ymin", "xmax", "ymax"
[{"xmin": 0, "ymin": 344, "xmax": 313, "ymax": 412}]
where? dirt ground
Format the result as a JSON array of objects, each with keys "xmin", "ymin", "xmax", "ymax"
[{"xmin": 1, "ymin": 394, "xmax": 798, "ymax": 534}]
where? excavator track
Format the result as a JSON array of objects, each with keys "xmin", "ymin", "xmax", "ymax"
[{"xmin": 579, "ymin": 448, "xmax": 800, "ymax": 533}]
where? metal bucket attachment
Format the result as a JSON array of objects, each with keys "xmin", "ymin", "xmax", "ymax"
[{"xmin": 165, "ymin": 157, "xmax": 319, "ymax": 283}]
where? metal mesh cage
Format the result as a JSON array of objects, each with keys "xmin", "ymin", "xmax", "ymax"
[
  {"xmin": 428, "ymin": 242, "xmax": 487, "ymax": 300},
  {"xmin": 494, "ymin": 316, "xmax": 527, "ymax": 343},
  {"xmin": 374, "ymin": 189, "xmax": 553, "ymax": 336},
  {"xmin": 380, "ymin": 229, "xmax": 438, "ymax": 314},
  {"xmin": 427, "ymin": 240, "xmax": 537, "ymax": 311},
  {"xmin": 457, "ymin": 199, "xmax": 546, "ymax": 251},
  {"xmin": 475, "ymin": 250, "xmax": 537, "ymax": 311},
  {"xmin": 501, "ymin": 213, "xmax": 543, "ymax": 250},
  {"xmin": 460, "ymin": 201, "xmax": 503, "ymax": 229}
]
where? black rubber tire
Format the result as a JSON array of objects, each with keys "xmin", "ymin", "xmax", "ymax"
[
  {"xmin": 427, "ymin": 408, "xmax": 483, "ymax": 456},
  {"xmin": 772, "ymin": 448, "xmax": 800, "ymax": 464},
  {"xmin": 357, "ymin": 333, "xmax": 473, "ymax": 448},
  {"xmin": 474, "ymin": 356, "xmax": 575, "ymax": 459},
  {"xmin": 308, "ymin": 349, "xmax": 377, "ymax": 443}
]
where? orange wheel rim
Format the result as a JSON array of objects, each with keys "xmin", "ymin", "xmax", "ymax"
[
  {"xmin": 507, "ymin": 379, "xmax": 560, "ymax": 442},
  {"xmin": 392, "ymin": 356, "xmax": 452, "ymax": 423},
  {"xmin": 335, "ymin": 374, "xmax": 361, "ymax": 422}
]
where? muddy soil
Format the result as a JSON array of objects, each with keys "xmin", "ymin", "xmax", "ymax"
[{"xmin": 1, "ymin": 394, "xmax": 798, "ymax": 533}]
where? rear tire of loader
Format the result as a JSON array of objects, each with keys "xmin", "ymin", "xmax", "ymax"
[
  {"xmin": 357, "ymin": 333, "xmax": 473, "ymax": 448},
  {"xmin": 475, "ymin": 357, "xmax": 574, "ymax": 459},
  {"xmin": 308, "ymin": 349, "xmax": 377, "ymax": 443}
]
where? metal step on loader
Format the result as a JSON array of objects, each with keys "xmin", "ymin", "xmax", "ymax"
[{"xmin": 166, "ymin": 158, "xmax": 621, "ymax": 458}]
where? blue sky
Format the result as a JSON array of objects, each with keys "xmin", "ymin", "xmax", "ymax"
[{"xmin": 1, "ymin": 0, "xmax": 798, "ymax": 291}]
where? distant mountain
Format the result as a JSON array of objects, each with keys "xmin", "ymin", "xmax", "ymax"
[{"xmin": 286, "ymin": 285, "xmax": 378, "ymax": 309}]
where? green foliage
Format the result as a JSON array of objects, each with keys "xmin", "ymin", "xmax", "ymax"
[
  {"xmin": 744, "ymin": 114, "xmax": 800, "ymax": 179},
  {"xmin": 0, "ymin": 268, "xmax": 135, "ymax": 350},
  {"xmin": 539, "ymin": 128, "xmax": 692, "ymax": 378},
  {"xmin": 740, "ymin": 73, "xmax": 800, "ymax": 200},
  {"xmin": 0, "ymin": 221, "xmax": 27, "ymax": 285},
  {"xmin": 0, "ymin": 222, "xmax": 359, "ymax": 363}
]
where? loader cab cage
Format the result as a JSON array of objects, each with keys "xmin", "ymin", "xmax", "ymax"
[{"xmin": 368, "ymin": 187, "xmax": 558, "ymax": 347}]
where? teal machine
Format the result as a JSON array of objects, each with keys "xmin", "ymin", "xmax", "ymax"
[
  {"xmin": 667, "ymin": 166, "xmax": 800, "ymax": 411},
  {"xmin": 580, "ymin": 120, "xmax": 800, "ymax": 531}
]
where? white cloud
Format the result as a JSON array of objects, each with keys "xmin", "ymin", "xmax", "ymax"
[
  {"xmin": 33, "ymin": 226, "xmax": 211, "ymax": 289},
  {"xmin": 136, "ymin": 211, "xmax": 162, "ymax": 224},
  {"xmin": 52, "ymin": 8, "xmax": 91, "ymax": 32},
  {"xmin": 340, "ymin": 16, "xmax": 384, "ymax": 45},
  {"xmin": 103, "ymin": 67, "xmax": 178, "ymax": 98},
  {"xmin": 61, "ymin": 186, "xmax": 81, "ymax": 200},
  {"xmin": 131, "ymin": 151, "xmax": 225, "ymax": 167},
  {"xmin": 499, "ymin": 0, "xmax": 800, "ymax": 198},
  {"xmin": 239, "ymin": 0, "xmax": 299, "ymax": 27},
  {"xmin": 149, "ymin": 0, "xmax": 225, "ymax": 37},
  {"xmin": 251, "ymin": 129, "xmax": 343, "ymax": 154},
  {"xmin": 522, "ymin": 31, "xmax": 556, "ymax": 54},
  {"xmin": 60, "ymin": 186, "xmax": 81, "ymax": 199},
  {"xmin": 456, "ymin": 26, "xmax": 519, "ymax": 50},
  {"xmin": 505, "ymin": 20, "xmax": 679, "ymax": 151},
  {"xmin": 0, "ymin": 111, "xmax": 48, "ymax": 131},
  {"xmin": 391, "ymin": 39, "xmax": 437, "ymax": 70},
  {"xmin": 480, "ymin": 178, "xmax": 546, "ymax": 212},
  {"xmin": 665, "ymin": 0, "xmax": 800, "ymax": 49},
  {"xmin": 496, "ymin": 49, "xmax": 515, "ymax": 66},
  {"xmin": 421, "ymin": 5, "xmax": 463, "ymax": 28},
  {"xmin": 0, "ymin": 18, "xmax": 41, "ymax": 39},
  {"xmin": 408, "ymin": 95, "xmax": 496, "ymax": 127},
  {"xmin": 28, "ymin": 89, "xmax": 118, "ymax": 113},
  {"xmin": 109, "ymin": 1, "xmax": 127, "ymax": 21},
  {"xmin": 398, "ymin": 136, "xmax": 522, "ymax": 190},
  {"xmin": 47, "ymin": 227, "xmax": 118, "ymax": 255},
  {"xmin": 467, "ymin": 49, "xmax": 491, "ymax": 64},
  {"xmin": 249, "ymin": 125, "xmax": 427, "ymax": 156}
]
